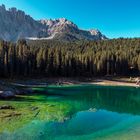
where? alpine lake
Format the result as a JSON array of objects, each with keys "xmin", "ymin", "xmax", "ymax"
[{"xmin": 0, "ymin": 84, "xmax": 140, "ymax": 140}]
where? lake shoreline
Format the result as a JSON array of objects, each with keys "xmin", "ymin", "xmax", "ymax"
[
  {"xmin": 0, "ymin": 77, "xmax": 139, "ymax": 89},
  {"xmin": 89, "ymin": 79, "xmax": 137, "ymax": 87},
  {"xmin": 50, "ymin": 78, "xmax": 138, "ymax": 87}
]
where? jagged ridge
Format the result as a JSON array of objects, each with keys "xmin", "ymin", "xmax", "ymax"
[{"xmin": 0, "ymin": 4, "xmax": 107, "ymax": 42}]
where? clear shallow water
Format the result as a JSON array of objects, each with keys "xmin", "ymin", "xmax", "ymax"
[{"xmin": 0, "ymin": 85, "xmax": 140, "ymax": 140}]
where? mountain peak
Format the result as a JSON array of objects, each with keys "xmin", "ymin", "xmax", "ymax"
[
  {"xmin": 58, "ymin": 18, "xmax": 75, "ymax": 26},
  {"xmin": 89, "ymin": 29, "xmax": 100, "ymax": 35},
  {"xmin": 0, "ymin": 4, "xmax": 6, "ymax": 11},
  {"xmin": 0, "ymin": 4, "xmax": 107, "ymax": 42},
  {"xmin": 40, "ymin": 18, "xmax": 78, "ymax": 29},
  {"xmin": 58, "ymin": 18, "xmax": 68, "ymax": 23}
]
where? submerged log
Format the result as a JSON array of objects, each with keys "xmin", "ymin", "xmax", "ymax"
[
  {"xmin": 1, "ymin": 112, "xmax": 21, "ymax": 118},
  {"xmin": 34, "ymin": 110, "xmax": 40, "ymax": 117},
  {"xmin": 0, "ymin": 105, "xmax": 15, "ymax": 110}
]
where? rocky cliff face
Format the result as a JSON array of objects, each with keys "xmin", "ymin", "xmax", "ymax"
[
  {"xmin": 0, "ymin": 5, "xmax": 107, "ymax": 42},
  {"xmin": 0, "ymin": 4, "xmax": 47, "ymax": 41},
  {"xmin": 38, "ymin": 18, "xmax": 107, "ymax": 41}
]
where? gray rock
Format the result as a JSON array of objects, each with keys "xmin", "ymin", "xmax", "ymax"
[
  {"xmin": 37, "ymin": 18, "xmax": 107, "ymax": 41},
  {"xmin": 0, "ymin": 5, "xmax": 47, "ymax": 42},
  {"xmin": 0, "ymin": 90, "xmax": 15, "ymax": 99},
  {"xmin": 31, "ymin": 107, "xmax": 39, "ymax": 111}
]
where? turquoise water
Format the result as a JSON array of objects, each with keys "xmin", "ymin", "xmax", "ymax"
[{"xmin": 1, "ymin": 85, "xmax": 140, "ymax": 140}]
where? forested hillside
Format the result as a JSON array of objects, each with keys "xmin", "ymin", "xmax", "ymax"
[{"xmin": 0, "ymin": 38, "xmax": 140, "ymax": 78}]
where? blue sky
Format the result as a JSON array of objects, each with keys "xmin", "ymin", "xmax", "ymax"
[{"xmin": 0, "ymin": 0, "xmax": 140, "ymax": 38}]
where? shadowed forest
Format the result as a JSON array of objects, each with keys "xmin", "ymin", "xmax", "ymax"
[{"xmin": 0, "ymin": 38, "xmax": 140, "ymax": 78}]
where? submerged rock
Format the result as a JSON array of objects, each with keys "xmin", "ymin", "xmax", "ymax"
[
  {"xmin": 31, "ymin": 107, "xmax": 39, "ymax": 111},
  {"xmin": 0, "ymin": 90, "xmax": 15, "ymax": 99},
  {"xmin": 88, "ymin": 108, "xmax": 97, "ymax": 112},
  {"xmin": 0, "ymin": 105, "xmax": 15, "ymax": 110}
]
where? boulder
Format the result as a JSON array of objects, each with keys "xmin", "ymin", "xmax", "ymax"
[{"xmin": 0, "ymin": 90, "xmax": 15, "ymax": 99}]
